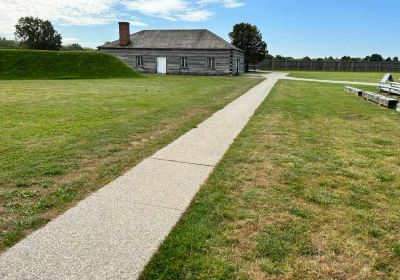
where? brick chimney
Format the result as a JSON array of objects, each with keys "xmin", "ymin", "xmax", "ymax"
[{"xmin": 118, "ymin": 22, "xmax": 130, "ymax": 46}]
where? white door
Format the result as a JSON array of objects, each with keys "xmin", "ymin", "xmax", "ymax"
[{"xmin": 157, "ymin": 57, "xmax": 167, "ymax": 74}]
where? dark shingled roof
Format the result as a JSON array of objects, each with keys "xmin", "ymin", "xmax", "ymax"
[{"xmin": 98, "ymin": 29, "xmax": 242, "ymax": 51}]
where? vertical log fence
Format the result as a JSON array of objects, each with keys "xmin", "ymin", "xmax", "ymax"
[{"xmin": 256, "ymin": 60, "xmax": 400, "ymax": 72}]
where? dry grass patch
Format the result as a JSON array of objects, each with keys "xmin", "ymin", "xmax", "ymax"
[{"xmin": 141, "ymin": 80, "xmax": 400, "ymax": 279}]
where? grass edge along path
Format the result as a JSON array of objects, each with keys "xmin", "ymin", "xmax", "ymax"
[
  {"xmin": 140, "ymin": 80, "xmax": 400, "ymax": 279},
  {"xmin": 0, "ymin": 75, "xmax": 263, "ymax": 252}
]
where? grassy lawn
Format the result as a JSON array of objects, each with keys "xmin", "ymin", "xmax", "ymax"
[
  {"xmin": 286, "ymin": 71, "xmax": 400, "ymax": 83},
  {"xmin": 0, "ymin": 75, "xmax": 262, "ymax": 251},
  {"xmin": 141, "ymin": 80, "xmax": 400, "ymax": 279}
]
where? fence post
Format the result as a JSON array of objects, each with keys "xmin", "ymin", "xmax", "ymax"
[{"xmin": 260, "ymin": 60, "xmax": 400, "ymax": 72}]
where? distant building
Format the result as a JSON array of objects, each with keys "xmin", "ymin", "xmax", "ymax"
[{"xmin": 98, "ymin": 22, "xmax": 244, "ymax": 76}]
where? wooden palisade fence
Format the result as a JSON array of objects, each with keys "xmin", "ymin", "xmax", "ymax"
[{"xmin": 257, "ymin": 60, "xmax": 400, "ymax": 72}]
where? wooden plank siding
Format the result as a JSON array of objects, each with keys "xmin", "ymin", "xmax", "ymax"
[
  {"xmin": 232, "ymin": 49, "xmax": 245, "ymax": 76},
  {"xmin": 100, "ymin": 49, "xmax": 245, "ymax": 76}
]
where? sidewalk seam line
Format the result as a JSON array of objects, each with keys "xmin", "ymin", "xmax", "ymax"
[
  {"xmin": 129, "ymin": 200, "xmax": 184, "ymax": 212},
  {"xmin": 150, "ymin": 157, "xmax": 215, "ymax": 167}
]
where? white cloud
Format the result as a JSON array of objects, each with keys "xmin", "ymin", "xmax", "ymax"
[
  {"xmin": 129, "ymin": 20, "xmax": 148, "ymax": 26},
  {"xmin": 63, "ymin": 37, "xmax": 80, "ymax": 44},
  {"xmin": 0, "ymin": 0, "xmax": 119, "ymax": 36},
  {"xmin": 124, "ymin": 0, "xmax": 187, "ymax": 20},
  {"xmin": 0, "ymin": 0, "xmax": 245, "ymax": 37},
  {"xmin": 124, "ymin": 0, "xmax": 214, "ymax": 22},
  {"xmin": 179, "ymin": 10, "xmax": 214, "ymax": 22},
  {"xmin": 222, "ymin": 0, "xmax": 244, "ymax": 8},
  {"xmin": 197, "ymin": 0, "xmax": 244, "ymax": 8}
]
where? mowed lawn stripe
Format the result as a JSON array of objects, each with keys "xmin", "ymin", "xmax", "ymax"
[
  {"xmin": 0, "ymin": 75, "xmax": 263, "ymax": 251},
  {"xmin": 140, "ymin": 80, "xmax": 400, "ymax": 279}
]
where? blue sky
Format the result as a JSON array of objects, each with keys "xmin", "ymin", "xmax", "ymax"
[{"xmin": 1, "ymin": 0, "xmax": 399, "ymax": 58}]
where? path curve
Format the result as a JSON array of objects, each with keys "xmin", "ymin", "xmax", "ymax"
[
  {"xmin": 250, "ymin": 70, "xmax": 379, "ymax": 86},
  {"xmin": 282, "ymin": 76, "xmax": 378, "ymax": 86}
]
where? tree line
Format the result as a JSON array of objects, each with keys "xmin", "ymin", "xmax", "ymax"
[
  {"xmin": 1, "ymin": 17, "xmax": 269, "ymax": 72},
  {"xmin": 5, "ymin": 17, "xmax": 396, "ymax": 72},
  {"xmin": 0, "ymin": 37, "xmax": 93, "ymax": 51},
  {"xmin": 265, "ymin": 54, "xmax": 399, "ymax": 62},
  {"xmin": 0, "ymin": 17, "xmax": 93, "ymax": 51}
]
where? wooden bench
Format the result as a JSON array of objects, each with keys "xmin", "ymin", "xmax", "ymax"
[
  {"xmin": 379, "ymin": 84, "xmax": 400, "ymax": 95},
  {"xmin": 344, "ymin": 86, "xmax": 363, "ymax": 96},
  {"xmin": 362, "ymin": 91, "xmax": 398, "ymax": 108},
  {"xmin": 378, "ymin": 73, "xmax": 400, "ymax": 95},
  {"xmin": 389, "ymin": 82, "xmax": 400, "ymax": 89}
]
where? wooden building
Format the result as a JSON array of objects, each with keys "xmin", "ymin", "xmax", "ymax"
[{"xmin": 98, "ymin": 22, "xmax": 244, "ymax": 76}]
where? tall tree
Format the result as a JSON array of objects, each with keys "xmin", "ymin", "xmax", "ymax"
[
  {"xmin": 229, "ymin": 23, "xmax": 268, "ymax": 71},
  {"xmin": 368, "ymin": 54, "xmax": 384, "ymax": 62},
  {"xmin": 15, "ymin": 17, "xmax": 62, "ymax": 50}
]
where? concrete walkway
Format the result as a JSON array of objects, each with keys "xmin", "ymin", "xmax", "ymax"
[
  {"xmin": 248, "ymin": 71, "xmax": 378, "ymax": 86},
  {"xmin": 0, "ymin": 73, "xmax": 286, "ymax": 280},
  {"xmin": 282, "ymin": 76, "xmax": 378, "ymax": 86}
]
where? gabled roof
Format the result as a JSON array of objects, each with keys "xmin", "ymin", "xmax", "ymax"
[{"xmin": 98, "ymin": 29, "xmax": 242, "ymax": 51}]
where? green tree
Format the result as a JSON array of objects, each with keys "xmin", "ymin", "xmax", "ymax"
[
  {"xmin": 341, "ymin": 56, "xmax": 352, "ymax": 61},
  {"xmin": 229, "ymin": 23, "xmax": 268, "ymax": 71},
  {"xmin": 61, "ymin": 43, "xmax": 84, "ymax": 51},
  {"xmin": 368, "ymin": 54, "xmax": 383, "ymax": 62},
  {"xmin": 60, "ymin": 43, "xmax": 93, "ymax": 51},
  {"xmin": 0, "ymin": 37, "xmax": 18, "ymax": 49},
  {"xmin": 275, "ymin": 55, "xmax": 286, "ymax": 61},
  {"xmin": 265, "ymin": 54, "xmax": 274, "ymax": 60},
  {"xmin": 393, "ymin": 57, "xmax": 399, "ymax": 62},
  {"xmin": 15, "ymin": 17, "xmax": 62, "ymax": 50}
]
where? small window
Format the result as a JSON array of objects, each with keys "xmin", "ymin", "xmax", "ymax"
[
  {"xmin": 207, "ymin": 57, "xmax": 215, "ymax": 69},
  {"xmin": 180, "ymin": 57, "xmax": 187, "ymax": 68},
  {"xmin": 136, "ymin": 56, "xmax": 144, "ymax": 67}
]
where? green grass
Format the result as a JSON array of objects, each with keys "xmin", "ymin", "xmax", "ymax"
[
  {"xmin": 140, "ymin": 80, "xmax": 400, "ymax": 279},
  {"xmin": 0, "ymin": 49, "xmax": 139, "ymax": 79},
  {"xmin": 0, "ymin": 75, "xmax": 262, "ymax": 251},
  {"xmin": 286, "ymin": 70, "xmax": 400, "ymax": 83}
]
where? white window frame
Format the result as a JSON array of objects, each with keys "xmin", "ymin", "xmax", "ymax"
[
  {"xmin": 180, "ymin": 57, "xmax": 187, "ymax": 68},
  {"xmin": 136, "ymin": 56, "xmax": 144, "ymax": 67},
  {"xmin": 207, "ymin": 57, "xmax": 215, "ymax": 69}
]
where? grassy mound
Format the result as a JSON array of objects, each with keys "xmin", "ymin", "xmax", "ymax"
[{"xmin": 0, "ymin": 49, "xmax": 139, "ymax": 79}]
